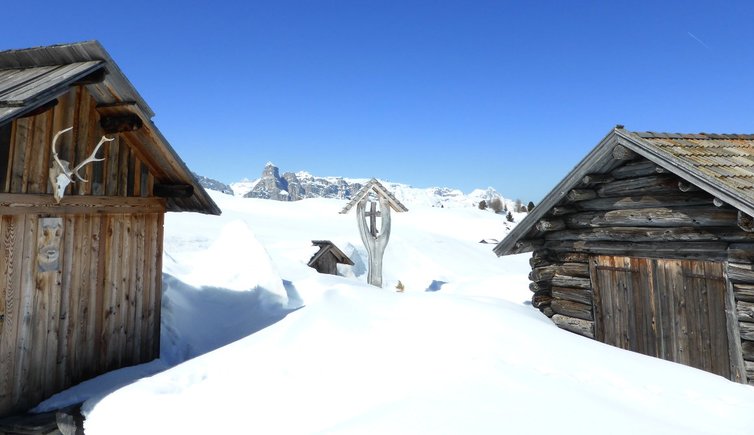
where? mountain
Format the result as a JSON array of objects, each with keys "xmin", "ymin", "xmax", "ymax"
[
  {"xmin": 193, "ymin": 172, "xmax": 234, "ymax": 196},
  {"xmin": 223, "ymin": 162, "xmax": 518, "ymax": 210}
]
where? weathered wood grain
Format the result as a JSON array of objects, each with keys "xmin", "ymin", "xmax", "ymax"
[
  {"xmin": 575, "ymin": 194, "xmax": 714, "ymax": 211},
  {"xmin": 551, "ymin": 274, "xmax": 591, "ymax": 289},
  {"xmin": 529, "ymin": 263, "xmax": 590, "ymax": 282},
  {"xmin": 551, "ymin": 286, "xmax": 593, "ymax": 305},
  {"xmin": 0, "ymin": 193, "xmax": 165, "ymax": 214},
  {"xmin": 565, "ymin": 207, "xmax": 738, "ymax": 228},
  {"xmin": 546, "ymin": 226, "xmax": 754, "ymax": 243},
  {"xmin": 551, "ymin": 299, "xmax": 593, "ymax": 321},
  {"xmin": 551, "ymin": 314, "xmax": 594, "ymax": 338}
]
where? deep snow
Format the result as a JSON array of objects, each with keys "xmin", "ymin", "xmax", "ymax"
[{"xmin": 34, "ymin": 191, "xmax": 754, "ymax": 434}]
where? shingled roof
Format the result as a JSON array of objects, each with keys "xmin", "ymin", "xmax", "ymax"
[
  {"xmin": 494, "ymin": 126, "xmax": 754, "ymax": 256},
  {"xmin": 0, "ymin": 41, "xmax": 220, "ymax": 215}
]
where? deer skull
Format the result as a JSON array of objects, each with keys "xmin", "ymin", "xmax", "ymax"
[{"xmin": 48, "ymin": 127, "xmax": 114, "ymax": 203}]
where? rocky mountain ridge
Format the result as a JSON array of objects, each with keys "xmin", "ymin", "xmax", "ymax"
[{"xmin": 197, "ymin": 162, "xmax": 517, "ymax": 209}]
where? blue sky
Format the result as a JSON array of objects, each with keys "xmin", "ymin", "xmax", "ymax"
[{"xmin": 4, "ymin": 1, "xmax": 754, "ymax": 202}]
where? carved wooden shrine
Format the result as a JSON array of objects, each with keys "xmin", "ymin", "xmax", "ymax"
[{"xmin": 340, "ymin": 179, "xmax": 408, "ymax": 287}]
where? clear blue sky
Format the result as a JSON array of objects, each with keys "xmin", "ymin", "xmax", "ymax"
[{"xmin": 4, "ymin": 1, "xmax": 754, "ymax": 202}]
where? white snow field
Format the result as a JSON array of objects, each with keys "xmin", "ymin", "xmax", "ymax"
[{"xmin": 35, "ymin": 191, "xmax": 754, "ymax": 434}]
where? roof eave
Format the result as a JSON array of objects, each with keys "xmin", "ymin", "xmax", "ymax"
[{"xmin": 494, "ymin": 128, "xmax": 622, "ymax": 256}]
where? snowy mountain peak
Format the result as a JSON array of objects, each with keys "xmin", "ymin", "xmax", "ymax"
[{"xmin": 207, "ymin": 164, "xmax": 520, "ymax": 210}]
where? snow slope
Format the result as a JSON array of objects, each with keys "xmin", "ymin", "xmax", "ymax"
[{"xmin": 35, "ymin": 191, "xmax": 754, "ymax": 434}]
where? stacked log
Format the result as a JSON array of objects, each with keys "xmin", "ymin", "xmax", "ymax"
[
  {"xmin": 527, "ymin": 249, "xmax": 594, "ymax": 338},
  {"xmin": 729, "ymin": 264, "xmax": 754, "ymax": 385}
]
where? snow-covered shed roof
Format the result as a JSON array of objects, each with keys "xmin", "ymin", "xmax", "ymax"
[{"xmin": 495, "ymin": 126, "xmax": 754, "ymax": 256}]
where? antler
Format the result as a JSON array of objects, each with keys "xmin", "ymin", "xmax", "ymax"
[
  {"xmin": 50, "ymin": 126, "xmax": 74, "ymax": 182},
  {"xmin": 71, "ymin": 135, "xmax": 115, "ymax": 182}
]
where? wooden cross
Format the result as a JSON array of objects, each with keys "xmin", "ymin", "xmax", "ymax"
[{"xmin": 365, "ymin": 201, "xmax": 381, "ymax": 237}]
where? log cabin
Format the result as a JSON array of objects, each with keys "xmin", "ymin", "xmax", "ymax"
[
  {"xmin": 495, "ymin": 126, "xmax": 754, "ymax": 384},
  {"xmin": 0, "ymin": 41, "xmax": 221, "ymax": 416}
]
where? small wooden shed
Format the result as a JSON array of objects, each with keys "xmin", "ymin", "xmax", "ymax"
[
  {"xmin": 0, "ymin": 41, "xmax": 220, "ymax": 416},
  {"xmin": 308, "ymin": 240, "xmax": 354, "ymax": 275},
  {"xmin": 495, "ymin": 126, "xmax": 754, "ymax": 384}
]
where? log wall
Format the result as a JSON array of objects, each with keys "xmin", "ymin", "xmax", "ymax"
[
  {"xmin": 0, "ymin": 212, "xmax": 163, "ymax": 416},
  {"xmin": 0, "ymin": 86, "xmax": 154, "ymax": 198},
  {"xmin": 524, "ymin": 158, "xmax": 752, "ymax": 383}
]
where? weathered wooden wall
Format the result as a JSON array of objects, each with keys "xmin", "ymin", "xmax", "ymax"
[
  {"xmin": 0, "ymin": 86, "xmax": 154, "ymax": 198},
  {"xmin": 524, "ymin": 157, "xmax": 751, "ymax": 383},
  {"xmin": 0, "ymin": 85, "xmax": 167, "ymax": 416},
  {"xmin": 0, "ymin": 212, "xmax": 163, "ymax": 416}
]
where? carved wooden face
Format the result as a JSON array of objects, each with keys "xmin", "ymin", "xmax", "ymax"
[{"xmin": 37, "ymin": 218, "xmax": 63, "ymax": 272}]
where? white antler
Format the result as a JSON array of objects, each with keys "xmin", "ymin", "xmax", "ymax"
[
  {"xmin": 71, "ymin": 135, "xmax": 114, "ymax": 182},
  {"xmin": 50, "ymin": 126, "xmax": 74, "ymax": 183},
  {"xmin": 48, "ymin": 127, "xmax": 113, "ymax": 203}
]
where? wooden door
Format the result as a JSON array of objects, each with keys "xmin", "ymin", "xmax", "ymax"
[{"xmin": 591, "ymin": 255, "xmax": 730, "ymax": 378}]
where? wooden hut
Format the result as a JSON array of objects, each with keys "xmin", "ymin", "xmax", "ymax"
[
  {"xmin": 308, "ymin": 240, "xmax": 354, "ymax": 275},
  {"xmin": 0, "ymin": 41, "xmax": 220, "ymax": 416},
  {"xmin": 495, "ymin": 126, "xmax": 754, "ymax": 384}
]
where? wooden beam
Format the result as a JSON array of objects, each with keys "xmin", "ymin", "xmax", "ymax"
[
  {"xmin": 544, "ymin": 240, "xmax": 730, "ymax": 260},
  {"xmin": 535, "ymin": 218, "xmax": 566, "ymax": 232},
  {"xmin": 550, "ymin": 206, "xmax": 576, "ymax": 216},
  {"xmin": 546, "ymin": 226, "xmax": 754, "ymax": 243},
  {"xmin": 529, "ymin": 263, "xmax": 590, "ymax": 282},
  {"xmin": 153, "ymin": 184, "xmax": 194, "ymax": 198},
  {"xmin": 551, "ymin": 314, "xmax": 594, "ymax": 338},
  {"xmin": 71, "ymin": 68, "xmax": 108, "ymax": 85},
  {"xmin": 678, "ymin": 180, "xmax": 698, "ymax": 192},
  {"xmin": 551, "ymin": 286, "xmax": 593, "ymax": 305},
  {"xmin": 551, "ymin": 299, "xmax": 593, "ymax": 321},
  {"xmin": 551, "ymin": 274, "xmax": 592, "ymax": 289},
  {"xmin": 611, "ymin": 160, "xmax": 661, "ymax": 180},
  {"xmin": 738, "ymin": 211, "xmax": 754, "ymax": 232},
  {"xmin": 582, "ymin": 174, "xmax": 613, "ymax": 185},
  {"xmin": 612, "ymin": 144, "xmax": 637, "ymax": 160},
  {"xmin": 565, "ymin": 207, "xmax": 737, "ymax": 228},
  {"xmin": 19, "ymin": 99, "xmax": 58, "ymax": 118},
  {"xmin": 714, "ymin": 198, "xmax": 725, "ymax": 207},
  {"xmin": 100, "ymin": 114, "xmax": 144, "ymax": 134},
  {"xmin": 726, "ymin": 277, "xmax": 748, "ymax": 383},
  {"xmin": 596, "ymin": 175, "xmax": 680, "ymax": 197},
  {"xmin": 0, "ymin": 193, "xmax": 165, "ymax": 215},
  {"xmin": 576, "ymin": 194, "xmax": 714, "ymax": 211},
  {"xmin": 566, "ymin": 189, "xmax": 597, "ymax": 202}
]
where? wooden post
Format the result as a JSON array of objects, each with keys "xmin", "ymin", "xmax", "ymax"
[{"xmin": 356, "ymin": 197, "xmax": 392, "ymax": 287}]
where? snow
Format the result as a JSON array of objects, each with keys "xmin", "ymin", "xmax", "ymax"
[{"xmin": 33, "ymin": 191, "xmax": 754, "ymax": 434}]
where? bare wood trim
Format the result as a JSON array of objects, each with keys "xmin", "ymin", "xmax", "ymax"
[
  {"xmin": 724, "ymin": 267, "xmax": 747, "ymax": 383},
  {"xmin": 0, "ymin": 193, "xmax": 166, "ymax": 214}
]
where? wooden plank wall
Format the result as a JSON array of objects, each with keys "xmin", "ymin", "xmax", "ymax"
[
  {"xmin": 590, "ymin": 256, "xmax": 730, "ymax": 379},
  {"xmin": 0, "ymin": 86, "xmax": 154, "ymax": 198},
  {"xmin": 0, "ymin": 212, "xmax": 162, "ymax": 416},
  {"xmin": 523, "ymin": 157, "xmax": 751, "ymax": 383}
]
